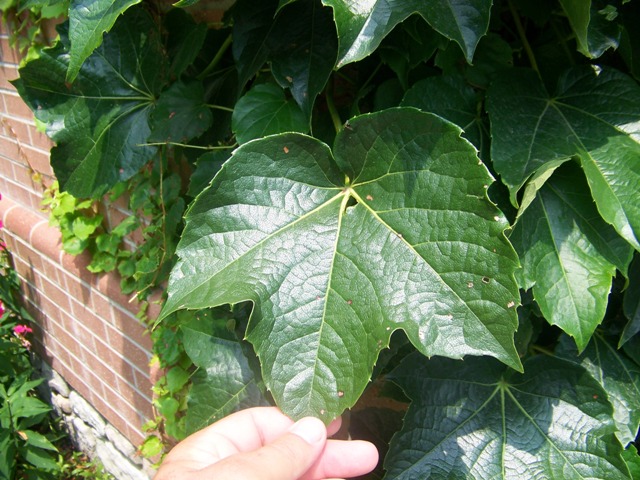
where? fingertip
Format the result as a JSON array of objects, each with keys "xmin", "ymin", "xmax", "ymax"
[{"xmin": 289, "ymin": 416, "xmax": 327, "ymax": 445}]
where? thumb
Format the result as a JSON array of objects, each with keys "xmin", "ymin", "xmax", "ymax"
[{"xmin": 203, "ymin": 417, "xmax": 327, "ymax": 480}]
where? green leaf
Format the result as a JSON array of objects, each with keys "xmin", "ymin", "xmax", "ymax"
[
  {"xmin": 510, "ymin": 163, "xmax": 633, "ymax": 350},
  {"xmin": 556, "ymin": 333, "xmax": 640, "ymax": 446},
  {"xmin": 163, "ymin": 108, "xmax": 521, "ymax": 421},
  {"xmin": 621, "ymin": 255, "xmax": 640, "ymax": 346},
  {"xmin": 165, "ymin": 366, "xmax": 190, "ymax": 394},
  {"xmin": 435, "ymin": 32, "xmax": 513, "ymax": 88},
  {"xmin": 401, "ymin": 75, "xmax": 486, "ymax": 158},
  {"xmin": 187, "ymin": 151, "xmax": 230, "ymax": 197},
  {"xmin": 487, "ymin": 66, "xmax": 640, "ymax": 250},
  {"xmin": 66, "ymin": 0, "xmax": 142, "ymax": 83},
  {"xmin": 163, "ymin": 8, "xmax": 209, "ymax": 79},
  {"xmin": 19, "ymin": 445, "xmax": 60, "ymax": 473},
  {"xmin": 231, "ymin": 0, "xmax": 279, "ymax": 88},
  {"xmin": 181, "ymin": 309, "xmax": 266, "ymax": 434},
  {"xmin": 267, "ymin": 0, "xmax": 337, "ymax": 119},
  {"xmin": 149, "ymin": 80, "xmax": 213, "ymax": 143},
  {"xmin": 231, "ymin": 83, "xmax": 308, "ymax": 144},
  {"xmin": 623, "ymin": 445, "xmax": 640, "ymax": 479},
  {"xmin": 385, "ymin": 353, "xmax": 631, "ymax": 479},
  {"xmin": 22, "ymin": 430, "xmax": 58, "ymax": 452},
  {"xmin": 13, "ymin": 8, "xmax": 166, "ymax": 198},
  {"xmin": 322, "ymin": 0, "xmax": 491, "ymax": 67},
  {"xmin": 558, "ymin": 0, "xmax": 621, "ymax": 59}
]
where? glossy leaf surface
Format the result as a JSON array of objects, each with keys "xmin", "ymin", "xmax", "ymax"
[
  {"xmin": 488, "ymin": 66, "xmax": 640, "ymax": 250},
  {"xmin": 556, "ymin": 333, "xmax": 640, "ymax": 446},
  {"xmin": 558, "ymin": 0, "xmax": 621, "ymax": 58},
  {"xmin": 13, "ymin": 8, "xmax": 165, "ymax": 198},
  {"xmin": 323, "ymin": 0, "xmax": 491, "ymax": 67},
  {"xmin": 510, "ymin": 164, "xmax": 633, "ymax": 350},
  {"xmin": 182, "ymin": 310, "xmax": 266, "ymax": 435},
  {"xmin": 385, "ymin": 353, "xmax": 631, "ymax": 479},
  {"xmin": 67, "ymin": 0, "xmax": 141, "ymax": 82},
  {"xmin": 163, "ymin": 108, "xmax": 521, "ymax": 421}
]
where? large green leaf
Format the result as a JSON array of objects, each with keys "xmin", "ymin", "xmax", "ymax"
[
  {"xmin": 13, "ymin": 8, "xmax": 165, "ymax": 198},
  {"xmin": 558, "ymin": 0, "xmax": 621, "ymax": 59},
  {"xmin": 322, "ymin": 0, "xmax": 491, "ymax": 67},
  {"xmin": 510, "ymin": 163, "xmax": 633, "ymax": 350},
  {"xmin": 487, "ymin": 66, "xmax": 640, "ymax": 250},
  {"xmin": 267, "ymin": 0, "xmax": 338, "ymax": 119},
  {"xmin": 181, "ymin": 309, "xmax": 266, "ymax": 435},
  {"xmin": 621, "ymin": 255, "xmax": 640, "ymax": 346},
  {"xmin": 231, "ymin": 83, "xmax": 308, "ymax": 144},
  {"xmin": 623, "ymin": 445, "xmax": 640, "ymax": 479},
  {"xmin": 385, "ymin": 353, "xmax": 631, "ymax": 479},
  {"xmin": 66, "ymin": 0, "xmax": 141, "ymax": 83},
  {"xmin": 162, "ymin": 108, "xmax": 521, "ymax": 421},
  {"xmin": 556, "ymin": 333, "xmax": 640, "ymax": 447}
]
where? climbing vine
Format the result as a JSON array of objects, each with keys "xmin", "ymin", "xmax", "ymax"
[{"xmin": 9, "ymin": 0, "xmax": 640, "ymax": 477}]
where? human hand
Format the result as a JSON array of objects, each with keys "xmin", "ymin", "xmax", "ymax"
[{"xmin": 154, "ymin": 406, "xmax": 379, "ymax": 480}]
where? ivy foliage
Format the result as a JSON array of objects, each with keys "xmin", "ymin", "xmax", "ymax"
[{"xmin": 12, "ymin": 0, "xmax": 640, "ymax": 477}]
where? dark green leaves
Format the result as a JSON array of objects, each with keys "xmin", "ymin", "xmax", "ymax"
[
  {"xmin": 323, "ymin": 0, "xmax": 492, "ymax": 67},
  {"xmin": 163, "ymin": 108, "xmax": 521, "ymax": 421},
  {"xmin": 181, "ymin": 310, "xmax": 266, "ymax": 435},
  {"xmin": 13, "ymin": 8, "xmax": 165, "ymax": 198},
  {"xmin": 510, "ymin": 164, "xmax": 633, "ymax": 350},
  {"xmin": 67, "ymin": 0, "xmax": 142, "ymax": 82},
  {"xmin": 385, "ymin": 354, "xmax": 631, "ymax": 479},
  {"xmin": 558, "ymin": 0, "xmax": 621, "ymax": 59},
  {"xmin": 488, "ymin": 66, "xmax": 640, "ymax": 251},
  {"xmin": 232, "ymin": 83, "xmax": 308, "ymax": 144}
]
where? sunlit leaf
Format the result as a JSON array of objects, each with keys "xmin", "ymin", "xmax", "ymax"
[
  {"xmin": 162, "ymin": 108, "xmax": 521, "ymax": 421},
  {"xmin": 488, "ymin": 66, "xmax": 640, "ymax": 250},
  {"xmin": 385, "ymin": 353, "xmax": 631, "ymax": 479}
]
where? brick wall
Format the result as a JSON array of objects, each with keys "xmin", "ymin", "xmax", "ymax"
[{"xmin": 0, "ymin": 21, "xmax": 157, "ymax": 448}]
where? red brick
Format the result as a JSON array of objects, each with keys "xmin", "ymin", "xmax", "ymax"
[
  {"xmin": 134, "ymin": 370, "xmax": 153, "ymax": 400},
  {"xmin": 1, "ymin": 115, "xmax": 30, "ymax": 141},
  {"xmin": 2, "ymin": 92, "xmax": 34, "ymax": 120},
  {"xmin": 63, "ymin": 272, "xmax": 91, "ymax": 306},
  {"xmin": 11, "ymin": 162, "xmax": 40, "ymax": 195},
  {"xmin": 90, "ymin": 394, "xmax": 132, "ymax": 439},
  {"xmin": 39, "ymin": 275, "xmax": 72, "ymax": 317},
  {"xmin": 23, "ymin": 145, "xmax": 52, "ymax": 177},
  {"xmin": 112, "ymin": 306, "xmax": 152, "ymax": 351},
  {"xmin": 0, "ymin": 37, "xmax": 21, "ymax": 65},
  {"xmin": 0, "ymin": 135, "xmax": 21, "ymax": 160},
  {"xmin": 85, "ymin": 352, "xmax": 118, "ymax": 388},
  {"xmin": 59, "ymin": 250, "xmax": 93, "ymax": 281},
  {"xmin": 96, "ymin": 271, "xmax": 142, "ymax": 313},
  {"xmin": 28, "ymin": 125, "xmax": 53, "ymax": 151},
  {"xmin": 91, "ymin": 292, "xmax": 113, "ymax": 322}
]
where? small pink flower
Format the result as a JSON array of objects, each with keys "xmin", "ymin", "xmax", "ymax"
[
  {"xmin": 13, "ymin": 324, "xmax": 33, "ymax": 335},
  {"xmin": 0, "ymin": 301, "xmax": 5, "ymax": 317}
]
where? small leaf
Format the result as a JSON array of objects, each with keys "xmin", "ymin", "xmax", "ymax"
[
  {"xmin": 558, "ymin": 0, "xmax": 621, "ymax": 59},
  {"xmin": 232, "ymin": 83, "xmax": 308, "ymax": 144},
  {"xmin": 66, "ymin": 0, "xmax": 142, "ymax": 83},
  {"xmin": 267, "ymin": 0, "xmax": 338, "ymax": 119},
  {"xmin": 510, "ymin": 163, "xmax": 633, "ymax": 350},
  {"xmin": 556, "ymin": 333, "xmax": 640, "ymax": 446},
  {"xmin": 231, "ymin": 0, "xmax": 279, "ymax": 88},
  {"xmin": 322, "ymin": 0, "xmax": 492, "ymax": 67},
  {"xmin": 181, "ymin": 309, "xmax": 266, "ymax": 434},
  {"xmin": 149, "ymin": 80, "xmax": 213, "ymax": 143},
  {"xmin": 622, "ymin": 445, "xmax": 640, "ymax": 479},
  {"xmin": 621, "ymin": 255, "xmax": 640, "ymax": 346},
  {"xmin": 163, "ymin": 8, "xmax": 209, "ymax": 78},
  {"xmin": 488, "ymin": 66, "xmax": 640, "ymax": 250},
  {"xmin": 187, "ymin": 150, "xmax": 230, "ymax": 197},
  {"xmin": 385, "ymin": 353, "xmax": 631, "ymax": 479},
  {"xmin": 163, "ymin": 108, "xmax": 521, "ymax": 421}
]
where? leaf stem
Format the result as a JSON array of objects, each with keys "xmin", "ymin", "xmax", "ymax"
[
  {"xmin": 197, "ymin": 34, "xmax": 233, "ymax": 81},
  {"xmin": 206, "ymin": 104, "xmax": 234, "ymax": 113},
  {"xmin": 137, "ymin": 142, "xmax": 236, "ymax": 150},
  {"xmin": 508, "ymin": 0, "xmax": 539, "ymax": 74},
  {"xmin": 325, "ymin": 78, "xmax": 342, "ymax": 134}
]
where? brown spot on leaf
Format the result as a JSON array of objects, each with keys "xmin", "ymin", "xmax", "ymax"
[
  {"xmin": 283, "ymin": 146, "xmax": 289, "ymax": 153},
  {"xmin": 366, "ymin": 194, "xmax": 374, "ymax": 201}
]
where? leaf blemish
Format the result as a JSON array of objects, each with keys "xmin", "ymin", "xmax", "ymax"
[
  {"xmin": 482, "ymin": 276, "xmax": 490, "ymax": 284},
  {"xmin": 366, "ymin": 194, "xmax": 374, "ymax": 201},
  {"xmin": 507, "ymin": 301, "xmax": 515, "ymax": 308},
  {"xmin": 467, "ymin": 282, "xmax": 474, "ymax": 288},
  {"xmin": 347, "ymin": 299, "xmax": 352, "ymax": 305},
  {"xmin": 283, "ymin": 146, "xmax": 289, "ymax": 153},
  {"xmin": 338, "ymin": 391, "xmax": 344, "ymax": 397}
]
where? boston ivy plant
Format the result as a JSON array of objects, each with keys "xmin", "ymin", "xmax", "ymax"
[{"xmin": 11, "ymin": 0, "xmax": 640, "ymax": 477}]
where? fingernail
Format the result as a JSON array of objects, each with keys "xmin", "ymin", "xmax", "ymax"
[{"xmin": 289, "ymin": 417, "xmax": 326, "ymax": 445}]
